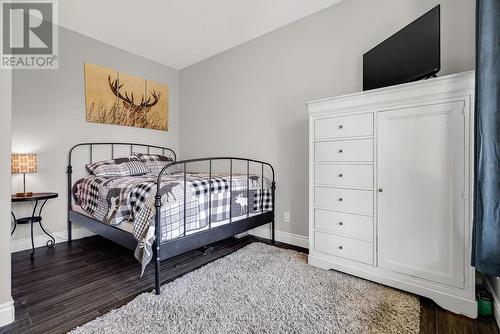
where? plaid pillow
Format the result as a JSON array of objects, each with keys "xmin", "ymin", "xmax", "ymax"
[
  {"xmin": 134, "ymin": 153, "xmax": 175, "ymax": 175},
  {"xmin": 86, "ymin": 156, "xmax": 151, "ymax": 177}
]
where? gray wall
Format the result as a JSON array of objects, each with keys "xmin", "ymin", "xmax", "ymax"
[
  {"xmin": 180, "ymin": 0, "xmax": 476, "ymax": 238},
  {"xmin": 11, "ymin": 26, "xmax": 180, "ymax": 246},
  {"xmin": 0, "ymin": 70, "xmax": 14, "ymax": 325}
]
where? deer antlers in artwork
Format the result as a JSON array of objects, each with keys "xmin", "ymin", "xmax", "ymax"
[{"xmin": 108, "ymin": 75, "xmax": 160, "ymax": 109}]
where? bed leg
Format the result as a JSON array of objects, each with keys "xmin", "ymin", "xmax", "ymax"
[
  {"xmin": 271, "ymin": 181, "xmax": 276, "ymax": 245},
  {"xmin": 154, "ymin": 241, "xmax": 161, "ymax": 295},
  {"xmin": 271, "ymin": 219, "xmax": 275, "ymax": 245},
  {"xmin": 67, "ymin": 164, "xmax": 73, "ymax": 245},
  {"xmin": 68, "ymin": 220, "xmax": 72, "ymax": 244},
  {"xmin": 154, "ymin": 194, "xmax": 162, "ymax": 295}
]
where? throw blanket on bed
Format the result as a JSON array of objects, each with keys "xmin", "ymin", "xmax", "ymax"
[{"xmin": 73, "ymin": 172, "xmax": 272, "ymax": 274}]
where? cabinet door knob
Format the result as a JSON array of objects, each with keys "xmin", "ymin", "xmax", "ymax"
[
  {"xmin": 338, "ymin": 246, "xmax": 343, "ymax": 250},
  {"xmin": 378, "ymin": 188, "xmax": 383, "ymax": 192},
  {"xmin": 338, "ymin": 173, "xmax": 343, "ymax": 178},
  {"xmin": 338, "ymin": 149, "xmax": 343, "ymax": 153},
  {"xmin": 338, "ymin": 198, "xmax": 343, "ymax": 202},
  {"xmin": 338, "ymin": 222, "xmax": 343, "ymax": 226},
  {"xmin": 338, "ymin": 125, "xmax": 343, "ymax": 129}
]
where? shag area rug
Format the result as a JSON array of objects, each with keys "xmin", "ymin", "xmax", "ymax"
[{"xmin": 70, "ymin": 243, "xmax": 420, "ymax": 333}]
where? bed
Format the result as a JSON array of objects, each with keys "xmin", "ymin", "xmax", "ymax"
[{"xmin": 67, "ymin": 143, "xmax": 275, "ymax": 295}]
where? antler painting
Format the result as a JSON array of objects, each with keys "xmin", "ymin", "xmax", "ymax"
[{"xmin": 84, "ymin": 63, "xmax": 168, "ymax": 131}]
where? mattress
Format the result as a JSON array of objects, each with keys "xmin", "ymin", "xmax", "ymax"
[
  {"xmin": 72, "ymin": 204, "xmax": 254, "ymax": 236},
  {"xmin": 72, "ymin": 172, "xmax": 272, "ymax": 245}
]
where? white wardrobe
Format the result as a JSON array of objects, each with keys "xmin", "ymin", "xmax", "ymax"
[{"xmin": 307, "ymin": 71, "xmax": 476, "ymax": 317}]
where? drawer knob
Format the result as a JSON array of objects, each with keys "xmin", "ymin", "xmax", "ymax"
[
  {"xmin": 338, "ymin": 125, "xmax": 344, "ymax": 129},
  {"xmin": 338, "ymin": 246, "xmax": 343, "ymax": 250},
  {"xmin": 338, "ymin": 149, "xmax": 343, "ymax": 153},
  {"xmin": 378, "ymin": 188, "xmax": 383, "ymax": 192},
  {"xmin": 338, "ymin": 198, "xmax": 343, "ymax": 202},
  {"xmin": 338, "ymin": 173, "xmax": 343, "ymax": 178},
  {"xmin": 338, "ymin": 222, "xmax": 343, "ymax": 226}
]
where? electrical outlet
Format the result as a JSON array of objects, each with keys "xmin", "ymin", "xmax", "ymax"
[{"xmin": 284, "ymin": 211, "xmax": 290, "ymax": 223}]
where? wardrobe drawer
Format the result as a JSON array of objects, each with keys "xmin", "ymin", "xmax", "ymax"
[
  {"xmin": 314, "ymin": 187, "xmax": 373, "ymax": 214},
  {"xmin": 315, "ymin": 209, "xmax": 373, "ymax": 240},
  {"xmin": 315, "ymin": 139, "xmax": 373, "ymax": 162},
  {"xmin": 314, "ymin": 231, "xmax": 373, "ymax": 265},
  {"xmin": 314, "ymin": 164, "xmax": 373, "ymax": 188},
  {"xmin": 315, "ymin": 113, "xmax": 373, "ymax": 139}
]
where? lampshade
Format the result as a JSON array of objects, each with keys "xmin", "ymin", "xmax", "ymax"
[{"xmin": 11, "ymin": 153, "xmax": 38, "ymax": 174}]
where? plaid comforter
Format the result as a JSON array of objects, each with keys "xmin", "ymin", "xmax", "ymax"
[{"xmin": 73, "ymin": 172, "xmax": 272, "ymax": 273}]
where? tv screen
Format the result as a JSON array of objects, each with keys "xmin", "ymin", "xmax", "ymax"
[{"xmin": 363, "ymin": 5, "xmax": 441, "ymax": 91}]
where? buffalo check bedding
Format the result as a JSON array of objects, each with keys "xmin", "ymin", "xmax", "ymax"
[{"xmin": 73, "ymin": 172, "xmax": 272, "ymax": 273}]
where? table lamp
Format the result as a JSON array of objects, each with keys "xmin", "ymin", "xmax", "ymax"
[{"xmin": 11, "ymin": 153, "xmax": 38, "ymax": 197}]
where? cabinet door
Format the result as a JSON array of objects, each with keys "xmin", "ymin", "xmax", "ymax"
[{"xmin": 377, "ymin": 101, "xmax": 466, "ymax": 288}]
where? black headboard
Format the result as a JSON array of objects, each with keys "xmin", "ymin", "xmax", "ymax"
[
  {"xmin": 68, "ymin": 142, "xmax": 176, "ymax": 166},
  {"xmin": 66, "ymin": 142, "xmax": 176, "ymax": 222}
]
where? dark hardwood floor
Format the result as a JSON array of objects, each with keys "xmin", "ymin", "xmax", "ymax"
[{"xmin": 1, "ymin": 235, "xmax": 498, "ymax": 334}]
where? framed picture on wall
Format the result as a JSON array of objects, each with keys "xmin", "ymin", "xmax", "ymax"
[{"xmin": 84, "ymin": 63, "xmax": 169, "ymax": 131}]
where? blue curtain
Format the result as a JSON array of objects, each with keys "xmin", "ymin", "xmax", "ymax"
[{"xmin": 472, "ymin": 0, "xmax": 500, "ymax": 276}]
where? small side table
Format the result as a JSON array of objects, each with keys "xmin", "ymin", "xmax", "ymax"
[{"xmin": 11, "ymin": 192, "xmax": 58, "ymax": 259}]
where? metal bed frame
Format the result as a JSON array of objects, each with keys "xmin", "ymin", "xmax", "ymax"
[{"xmin": 67, "ymin": 142, "xmax": 275, "ymax": 295}]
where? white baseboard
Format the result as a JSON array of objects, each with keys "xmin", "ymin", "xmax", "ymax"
[
  {"xmin": 11, "ymin": 227, "xmax": 94, "ymax": 253},
  {"xmin": 0, "ymin": 297, "xmax": 14, "ymax": 327},
  {"xmin": 485, "ymin": 277, "xmax": 500, "ymax": 330},
  {"xmin": 11, "ymin": 225, "xmax": 308, "ymax": 252},
  {"xmin": 249, "ymin": 225, "xmax": 308, "ymax": 249}
]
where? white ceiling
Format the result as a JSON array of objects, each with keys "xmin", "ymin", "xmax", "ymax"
[{"xmin": 59, "ymin": 0, "xmax": 343, "ymax": 69}]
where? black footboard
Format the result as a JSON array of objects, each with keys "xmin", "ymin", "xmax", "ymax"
[{"xmin": 153, "ymin": 157, "xmax": 275, "ymax": 294}]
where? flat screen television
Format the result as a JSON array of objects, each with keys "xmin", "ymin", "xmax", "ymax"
[{"xmin": 363, "ymin": 5, "xmax": 441, "ymax": 91}]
